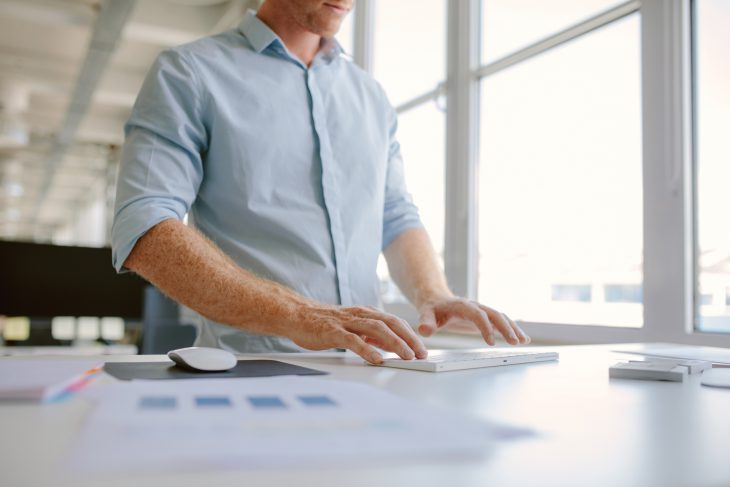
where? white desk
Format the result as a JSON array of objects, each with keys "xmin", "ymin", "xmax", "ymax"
[{"xmin": 1, "ymin": 344, "xmax": 729, "ymax": 487}]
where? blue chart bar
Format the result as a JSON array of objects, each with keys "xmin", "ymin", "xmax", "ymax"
[
  {"xmin": 247, "ymin": 396, "xmax": 287, "ymax": 409},
  {"xmin": 139, "ymin": 396, "xmax": 177, "ymax": 410},
  {"xmin": 298, "ymin": 395, "xmax": 337, "ymax": 407},
  {"xmin": 195, "ymin": 396, "xmax": 232, "ymax": 407}
]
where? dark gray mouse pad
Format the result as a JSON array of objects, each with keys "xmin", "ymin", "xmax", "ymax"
[{"xmin": 104, "ymin": 360, "xmax": 328, "ymax": 381}]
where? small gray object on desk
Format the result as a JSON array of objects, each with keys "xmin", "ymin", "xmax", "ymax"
[
  {"xmin": 609, "ymin": 361, "xmax": 688, "ymax": 382},
  {"xmin": 103, "ymin": 359, "xmax": 328, "ymax": 381}
]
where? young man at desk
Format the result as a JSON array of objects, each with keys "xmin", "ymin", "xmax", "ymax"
[{"xmin": 111, "ymin": 0, "xmax": 530, "ymax": 363}]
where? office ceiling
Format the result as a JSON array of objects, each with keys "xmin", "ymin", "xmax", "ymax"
[{"xmin": 0, "ymin": 0, "xmax": 259, "ymax": 242}]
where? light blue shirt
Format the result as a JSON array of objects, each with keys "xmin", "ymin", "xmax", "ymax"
[{"xmin": 111, "ymin": 11, "xmax": 422, "ymax": 352}]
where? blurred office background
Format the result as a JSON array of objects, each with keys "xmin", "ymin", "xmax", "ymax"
[{"xmin": 0, "ymin": 0, "xmax": 728, "ymax": 352}]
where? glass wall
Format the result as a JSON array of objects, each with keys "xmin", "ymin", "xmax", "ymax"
[
  {"xmin": 372, "ymin": 0, "xmax": 447, "ymax": 303},
  {"xmin": 481, "ymin": 0, "xmax": 626, "ymax": 63},
  {"xmin": 478, "ymin": 11, "xmax": 643, "ymax": 327},
  {"xmin": 694, "ymin": 0, "xmax": 730, "ymax": 333}
]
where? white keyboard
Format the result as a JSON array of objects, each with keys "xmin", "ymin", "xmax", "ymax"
[{"xmin": 377, "ymin": 348, "xmax": 559, "ymax": 372}]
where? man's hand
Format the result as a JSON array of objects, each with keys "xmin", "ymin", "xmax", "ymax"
[
  {"xmin": 284, "ymin": 304, "xmax": 429, "ymax": 365},
  {"xmin": 382, "ymin": 229, "xmax": 529, "ymax": 347},
  {"xmin": 417, "ymin": 297, "xmax": 530, "ymax": 346}
]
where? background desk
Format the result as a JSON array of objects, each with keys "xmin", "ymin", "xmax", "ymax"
[{"xmin": 1, "ymin": 344, "xmax": 728, "ymax": 487}]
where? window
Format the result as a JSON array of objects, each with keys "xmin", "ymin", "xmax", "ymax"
[
  {"xmin": 477, "ymin": 13, "xmax": 643, "ymax": 327},
  {"xmin": 372, "ymin": 0, "xmax": 447, "ymax": 304},
  {"xmin": 481, "ymin": 0, "xmax": 626, "ymax": 63},
  {"xmin": 604, "ymin": 284, "xmax": 643, "ymax": 304},
  {"xmin": 353, "ymin": 0, "xmax": 730, "ymax": 345},
  {"xmin": 694, "ymin": 0, "xmax": 730, "ymax": 333},
  {"xmin": 372, "ymin": 0, "xmax": 446, "ymax": 106},
  {"xmin": 395, "ymin": 103, "xmax": 446, "ymax": 265},
  {"xmin": 552, "ymin": 285, "xmax": 592, "ymax": 303}
]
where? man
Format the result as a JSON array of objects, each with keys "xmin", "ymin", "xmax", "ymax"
[{"xmin": 111, "ymin": 0, "xmax": 529, "ymax": 364}]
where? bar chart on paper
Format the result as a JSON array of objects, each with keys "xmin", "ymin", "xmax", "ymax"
[
  {"xmin": 71, "ymin": 377, "xmax": 520, "ymax": 473},
  {"xmin": 130, "ymin": 389, "xmax": 411, "ymax": 440},
  {"xmin": 138, "ymin": 393, "xmax": 336, "ymax": 411}
]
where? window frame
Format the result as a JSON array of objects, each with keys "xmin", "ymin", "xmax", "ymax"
[
  {"xmin": 690, "ymin": 0, "xmax": 730, "ymax": 336},
  {"xmin": 359, "ymin": 0, "xmax": 729, "ymax": 345}
]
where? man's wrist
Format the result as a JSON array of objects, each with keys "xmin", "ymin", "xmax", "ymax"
[
  {"xmin": 247, "ymin": 284, "xmax": 315, "ymax": 338},
  {"xmin": 414, "ymin": 288, "xmax": 455, "ymax": 311}
]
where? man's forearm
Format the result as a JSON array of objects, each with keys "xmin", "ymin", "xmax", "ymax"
[
  {"xmin": 124, "ymin": 219, "xmax": 428, "ymax": 360},
  {"xmin": 124, "ymin": 218, "xmax": 428, "ymax": 360},
  {"xmin": 383, "ymin": 228, "xmax": 453, "ymax": 309},
  {"xmin": 124, "ymin": 218, "xmax": 308, "ymax": 336}
]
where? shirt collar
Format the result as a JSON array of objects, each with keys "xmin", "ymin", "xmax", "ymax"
[
  {"xmin": 239, "ymin": 10, "xmax": 343, "ymax": 67},
  {"xmin": 239, "ymin": 10, "xmax": 280, "ymax": 53},
  {"xmin": 318, "ymin": 36, "xmax": 344, "ymax": 63}
]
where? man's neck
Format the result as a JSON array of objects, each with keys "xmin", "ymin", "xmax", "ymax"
[{"xmin": 256, "ymin": 4, "xmax": 321, "ymax": 67}]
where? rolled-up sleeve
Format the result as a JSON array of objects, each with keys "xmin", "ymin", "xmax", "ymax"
[
  {"xmin": 111, "ymin": 48, "xmax": 207, "ymax": 272},
  {"xmin": 381, "ymin": 104, "xmax": 424, "ymax": 250}
]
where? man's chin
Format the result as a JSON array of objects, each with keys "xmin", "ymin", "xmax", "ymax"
[{"xmin": 314, "ymin": 23, "xmax": 343, "ymax": 38}]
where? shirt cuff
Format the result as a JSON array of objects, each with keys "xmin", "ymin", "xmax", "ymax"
[
  {"xmin": 111, "ymin": 198, "xmax": 186, "ymax": 273},
  {"xmin": 382, "ymin": 217, "xmax": 424, "ymax": 251}
]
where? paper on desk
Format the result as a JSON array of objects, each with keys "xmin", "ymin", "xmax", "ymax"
[
  {"xmin": 69, "ymin": 376, "xmax": 530, "ymax": 473},
  {"xmin": 0, "ymin": 359, "xmax": 102, "ymax": 401},
  {"xmin": 614, "ymin": 344, "xmax": 730, "ymax": 365}
]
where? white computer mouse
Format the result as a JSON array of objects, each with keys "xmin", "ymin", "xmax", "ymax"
[
  {"xmin": 167, "ymin": 346, "xmax": 237, "ymax": 372},
  {"xmin": 701, "ymin": 368, "xmax": 730, "ymax": 388}
]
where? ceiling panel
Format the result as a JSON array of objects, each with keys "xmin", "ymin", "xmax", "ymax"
[
  {"xmin": 0, "ymin": 0, "xmax": 251, "ymax": 244},
  {"xmin": 0, "ymin": 15, "xmax": 90, "ymax": 62}
]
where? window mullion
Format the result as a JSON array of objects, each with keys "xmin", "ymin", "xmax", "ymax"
[
  {"xmin": 640, "ymin": 0, "xmax": 695, "ymax": 342},
  {"xmin": 445, "ymin": 0, "xmax": 480, "ymax": 299},
  {"xmin": 352, "ymin": 0, "xmax": 375, "ymax": 73}
]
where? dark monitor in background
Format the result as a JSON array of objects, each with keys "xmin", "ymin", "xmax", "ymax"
[
  {"xmin": 0, "ymin": 240, "xmax": 151, "ymax": 347},
  {"xmin": 0, "ymin": 240, "xmax": 147, "ymax": 319},
  {"xmin": 0, "ymin": 240, "xmax": 197, "ymax": 352}
]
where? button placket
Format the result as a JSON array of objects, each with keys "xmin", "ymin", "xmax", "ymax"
[{"xmin": 306, "ymin": 69, "xmax": 351, "ymax": 305}]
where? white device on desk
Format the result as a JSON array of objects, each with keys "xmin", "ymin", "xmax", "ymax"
[
  {"xmin": 609, "ymin": 358, "xmax": 712, "ymax": 382},
  {"xmin": 167, "ymin": 347, "xmax": 237, "ymax": 372},
  {"xmin": 376, "ymin": 348, "xmax": 558, "ymax": 372},
  {"xmin": 609, "ymin": 361, "xmax": 688, "ymax": 382}
]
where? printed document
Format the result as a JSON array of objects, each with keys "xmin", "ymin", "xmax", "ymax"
[{"xmin": 69, "ymin": 376, "xmax": 530, "ymax": 472}]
